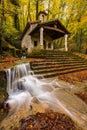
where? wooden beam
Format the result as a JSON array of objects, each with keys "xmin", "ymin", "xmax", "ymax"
[{"xmin": 44, "ymin": 26, "xmax": 65, "ymax": 34}]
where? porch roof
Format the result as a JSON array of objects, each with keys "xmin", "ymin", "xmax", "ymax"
[{"xmin": 29, "ymin": 19, "xmax": 70, "ymax": 40}]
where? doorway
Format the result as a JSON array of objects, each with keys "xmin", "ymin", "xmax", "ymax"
[{"xmin": 43, "ymin": 40, "xmax": 46, "ymax": 49}]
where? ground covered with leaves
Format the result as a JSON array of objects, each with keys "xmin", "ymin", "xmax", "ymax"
[
  {"xmin": 75, "ymin": 92, "xmax": 87, "ymax": 105},
  {"xmin": 0, "ymin": 53, "xmax": 38, "ymax": 71},
  {"xmin": 0, "ymin": 104, "xmax": 83, "ymax": 130},
  {"xmin": 19, "ymin": 111, "xmax": 80, "ymax": 130},
  {"xmin": 58, "ymin": 70, "xmax": 87, "ymax": 84}
]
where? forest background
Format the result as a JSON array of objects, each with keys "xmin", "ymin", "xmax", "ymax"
[{"xmin": 0, "ymin": 0, "xmax": 87, "ymax": 54}]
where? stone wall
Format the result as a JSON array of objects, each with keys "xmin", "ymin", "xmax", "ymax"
[
  {"xmin": 21, "ymin": 29, "xmax": 31, "ymax": 50},
  {"xmin": 21, "ymin": 24, "xmax": 39, "ymax": 53}
]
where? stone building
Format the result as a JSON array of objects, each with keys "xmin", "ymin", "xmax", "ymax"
[{"xmin": 21, "ymin": 11, "xmax": 70, "ymax": 53}]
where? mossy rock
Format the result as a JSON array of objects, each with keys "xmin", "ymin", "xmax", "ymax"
[
  {"xmin": 0, "ymin": 71, "xmax": 7, "ymax": 105},
  {"xmin": 0, "ymin": 71, "xmax": 9, "ymax": 122}
]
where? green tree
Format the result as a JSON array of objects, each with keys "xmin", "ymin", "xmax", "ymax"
[
  {"xmin": 0, "ymin": 0, "xmax": 5, "ymax": 53},
  {"xmin": 10, "ymin": 0, "xmax": 20, "ymax": 30}
]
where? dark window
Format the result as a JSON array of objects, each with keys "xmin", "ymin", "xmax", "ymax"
[
  {"xmin": 42, "ymin": 14, "xmax": 44, "ymax": 22},
  {"xmin": 34, "ymin": 41, "xmax": 37, "ymax": 47},
  {"xmin": 48, "ymin": 43, "xmax": 51, "ymax": 48}
]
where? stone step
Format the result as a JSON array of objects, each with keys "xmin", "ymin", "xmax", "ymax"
[
  {"xmin": 29, "ymin": 50, "xmax": 77, "ymax": 58},
  {"xmin": 31, "ymin": 60, "xmax": 86, "ymax": 66},
  {"xmin": 42, "ymin": 50, "xmax": 70, "ymax": 55},
  {"xmin": 44, "ymin": 54, "xmax": 70, "ymax": 58},
  {"xmin": 31, "ymin": 63, "xmax": 87, "ymax": 70},
  {"xmin": 43, "ymin": 53, "xmax": 77, "ymax": 57},
  {"xmin": 35, "ymin": 67, "xmax": 87, "ymax": 78},
  {"xmin": 33, "ymin": 65, "xmax": 87, "ymax": 74},
  {"xmin": 31, "ymin": 61, "xmax": 86, "ymax": 66},
  {"xmin": 36, "ymin": 50, "xmax": 85, "ymax": 59},
  {"xmin": 30, "ymin": 50, "xmax": 87, "ymax": 78},
  {"xmin": 34, "ymin": 54, "xmax": 87, "ymax": 60},
  {"xmin": 46, "ymin": 59, "xmax": 86, "ymax": 64},
  {"xmin": 45, "ymin": 56, "xmax": 85, "ymax": 61}
]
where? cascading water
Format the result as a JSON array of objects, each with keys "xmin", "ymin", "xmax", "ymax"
[
  {"xmin": 5, "ymin": 63, "xmax": 60, "ymax": 113},
  {"xmin": 5, "ymin": 63, "xmax": 87, "ymax": 130},
  {"xmin": 5, "ymin": 63, "xmax": 33, "ymax": 94}
]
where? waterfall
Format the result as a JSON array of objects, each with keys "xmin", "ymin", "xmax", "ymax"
[
  {"xmin": 5, "ymin": 63, "xmax": 55, "ymax": 95},
  {"xmin": 5, "ymin": 63, "xmax": 33, "ymax": 94},
  {"xmin": 5, "ymin": 63, "xmax": 60, "ymax": 113},
  {"xmin": 5, "ymin": 63, "xmax": 69, "ymax": 112}
]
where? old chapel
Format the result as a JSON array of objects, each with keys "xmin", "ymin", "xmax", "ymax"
[{"xmin": 21, "ymin": 11, "xmax": 70, "ymax": 53}]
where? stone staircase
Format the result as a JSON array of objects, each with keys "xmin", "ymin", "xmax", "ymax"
[{"xmin": 30, "ymin": 50, "xmax": 87, "ymax": 78}]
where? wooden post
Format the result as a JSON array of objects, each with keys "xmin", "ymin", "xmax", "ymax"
[
  {"xmin": 64, "ymin": 34, "xmax": 68, "ymax": 51},
  {"xmin": 40, "ymin": 27, "xmax": 43, "ymax": 49}
]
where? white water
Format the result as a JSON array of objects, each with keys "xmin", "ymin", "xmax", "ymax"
[
  {"xmin": 5, "ymin": 63, "xmax": 62, "ymax": 113},
  {"xmin": 4, "ymin": 63, "xmax": 87, "ymax": 130}
]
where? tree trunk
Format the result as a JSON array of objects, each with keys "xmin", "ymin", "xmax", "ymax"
[
  {"xmin": 47, "ymin": 0, "xmax": 50, "ymax": 20},
  {"xmin": 27, "ymin": 0, "xmax": 31, "ymax": 22},
  {"xmin": 12, "ymin": 0, "xmax": 20, "ymax": 30},
  {"xmin": 23, "ymin": 6, "xmax": 26, "ymax": 29},
  {"xmin": 36, "ymin": 0, "xmax": 39, "ymax": 20},
  {"xmin": 79, "ymin": 29, "xmax": 83, "ymax": 52},
  {"xmin": 0, "ymin": 0, "xmax": 5, "ymax": 53},
  {"xmin": 0, "ymin": 32, "xmax": 2, "ymax": 54},
  {"xmin": 14, "ymin": 13, "xmax": 20, "ymax": 30}
]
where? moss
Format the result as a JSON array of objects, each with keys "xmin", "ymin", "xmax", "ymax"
[
  {"xmin": 27, "ymin": 48, "xmax": 45, "ymax": 58},
  {"xmin": 0, "ymin": 71, "xmax": 7, "ymax": 105}
]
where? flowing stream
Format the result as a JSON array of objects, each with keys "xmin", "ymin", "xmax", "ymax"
[{"xmin": 5, "ymin": 63, "xmax": 87, "ymax": 130}]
